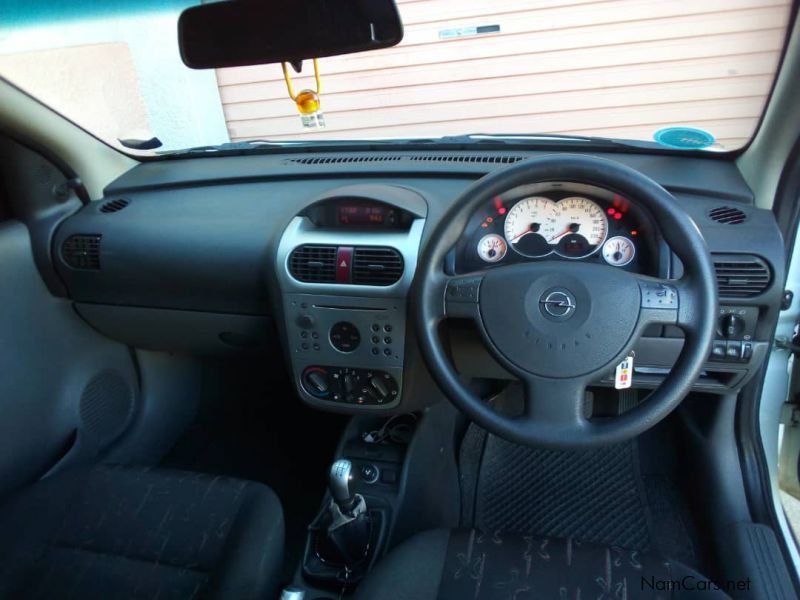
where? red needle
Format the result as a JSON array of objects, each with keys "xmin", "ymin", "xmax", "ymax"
[
  {"xmin": 509, "ymin": 228, "xmax": 532, "ymax": 242},
  {"xmin": 548, "ymin": 228, "xmax": 571, "ymax": 242}
]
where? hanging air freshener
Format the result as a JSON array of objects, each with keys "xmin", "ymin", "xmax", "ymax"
[{"xmin": 282, "ymin": 59, "xmax": 325, "ymax": 129}]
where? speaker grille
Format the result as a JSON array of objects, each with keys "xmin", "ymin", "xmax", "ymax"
[
  {"xmin": 709, "ymin": 206, "xmax": 747, "ymax": 225},
  {"xmin": 79, "ymin": 370, "xmax": 134, "ymax": 447},
  {"xmin": 100, "ymin": 198, "xmax": 130, "ymax": 213}
]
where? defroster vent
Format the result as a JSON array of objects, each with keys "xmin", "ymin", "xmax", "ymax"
[
  {"xmin": 713, "ymin": 255, "xmax": 771, "ymax": 298},
  {"xmin": 353, "ymin": 247, "xmax": 404, "ymax": 286},
  {"xmin": 289, "ymin": 245, "xmax": 337, "ymax": 282},
  {"xmin": 62, "ymin": 234, "xmax": 101, "ymax": 270}
]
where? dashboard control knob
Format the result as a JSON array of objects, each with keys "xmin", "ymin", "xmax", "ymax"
[
  {"xmin": 370, "ymin": 376, "xmax": 389, "ymax": 398},
  {"xmin": 297, "ymin": 314, "xmax": 316, "ymax": 329},
  {"xmin": 720, "ymin": 314, "xmax": 745, "ymax": 339},
  {"xmin": 330, "ymin": 321, "xmax": 360, "ymax": 352},
  {"xmin": 302, "ymin": 367, "xmax": 329, "ymax": 396}
]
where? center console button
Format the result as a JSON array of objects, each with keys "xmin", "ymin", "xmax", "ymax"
[
  {"xmin": 330, "ymin": 321, "xmax": 360, "ymax": 352},
  {"xmin": 297, "ymin": 314, "xmax": 316, "ymax": 329}
]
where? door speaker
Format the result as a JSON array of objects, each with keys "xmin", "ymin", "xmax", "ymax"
[{"xmin": 79, "ymin": 370, "xmax": 135, "ymax": 448}]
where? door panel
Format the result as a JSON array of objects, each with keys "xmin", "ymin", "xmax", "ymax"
[{"xmin": 0, "ymin": 221, "xmax": 138, "ymax": 496}]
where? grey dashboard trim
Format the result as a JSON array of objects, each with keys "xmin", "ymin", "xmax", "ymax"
[{"xmin": 276, "ymin": 216, "xmax": 425, "ymax": 297}]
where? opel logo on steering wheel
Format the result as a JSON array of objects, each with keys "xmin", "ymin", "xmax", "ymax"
[{"xmin": 540, "ymin": 290, "xmax": 577, "ymax": 320}]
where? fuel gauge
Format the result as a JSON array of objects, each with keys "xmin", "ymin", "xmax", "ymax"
[
  {"xmin": 477, "ymin": 234, "xmax": 507, "ymax": 263},
  {"xmin": 602, "ymin": 236, "xmax": 635, "ymax": 267}
]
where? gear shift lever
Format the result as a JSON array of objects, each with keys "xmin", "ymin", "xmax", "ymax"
[
  {"xmin": 325, "ymin": 459, "xmax": 370, "ymax": 566},
  {"xmin": 329, "ymin": 459, "xmax": 356, "ymax": 513}
]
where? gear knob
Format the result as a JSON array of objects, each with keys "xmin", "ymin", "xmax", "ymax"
[{"xmin": 329, "ymin": 459, "xmax": 354, "ymax": 508}]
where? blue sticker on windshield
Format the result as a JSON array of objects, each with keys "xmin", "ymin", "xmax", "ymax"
[{"xmin": 653, "ymin": 127, "xmax": 715, "ymax": 149}]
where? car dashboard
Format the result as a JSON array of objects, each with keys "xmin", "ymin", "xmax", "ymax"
[{"xmin": 50, "ymin": 149, "xmax": 785, "ymax": 414}]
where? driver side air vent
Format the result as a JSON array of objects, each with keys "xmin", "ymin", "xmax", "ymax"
[
  {"xmin": 61, "ymin": 234, "xmax": 101, "ymax": 270},
  {"xmin": 352, "ymin": 247, "xmax": 404, "ymax": 286},
  {"xmin": 708, "ymin": 206, "xmax": 747, "ymax": 225},
  {"xmin": 100, "ymin": 198, "xmax": 130, "ymax": 213},
  {"xmin": 713, "ymin": 255, "xmax": 771, "ymax": 298},
  {"xmin": 289, "ymin": 245, "xmax": 337, "ymax": 282}
]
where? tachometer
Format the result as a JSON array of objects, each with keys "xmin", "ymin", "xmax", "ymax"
[
  {"xmin": 503, "ymin": 196, "xmax": 558, "ymax": 258},
  {"xmin": 549, "ymin": 196, "xmax": 608, "ymax": 258}
]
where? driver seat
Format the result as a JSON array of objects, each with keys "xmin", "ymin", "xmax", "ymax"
[{"xmin": 355, "ymin": 529, "xmax": 728, "ymax": 599}]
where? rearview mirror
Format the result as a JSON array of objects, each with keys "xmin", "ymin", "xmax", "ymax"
[{"xmin": 178, "ymin": 0, "xmax": 404, "ymax": 69}]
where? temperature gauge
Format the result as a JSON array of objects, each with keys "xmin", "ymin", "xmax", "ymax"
[
  {"xmin": 602, "ymin": 236, "xmax": 636, "ymax": 267},
  {"xmin": 477, "ymin": 234, "xmax": 507, "ymax": 263}
]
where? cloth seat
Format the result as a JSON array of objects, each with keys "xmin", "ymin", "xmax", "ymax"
[
  {"xmin": 355, "ymin": 529, "xmax": 730, "ymax": 599},
  {"xmin": 0, "ymin": 465, "xmax": 284, "ymax": 599}
]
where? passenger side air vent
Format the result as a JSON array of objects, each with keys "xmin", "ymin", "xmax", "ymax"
[
  {"xmin": 61, "ymin": 234, "xmax": 101, "ymax": 270},
  {"xmin": 352, "ymin": 247, "xmax": 404, "ymax": 286},
  {"xmin": 713, "ymin": 255, "xmax": 771, "ymax": 298},
  {"xmin": 289, "ymin": 245, "xmax": 337, "ymax": 282},
  {"xmin": 284, "ymin": 154, "xmax": 525, "ymax": 166},
  {"xmin": 100, "ymin": 198, "xmax": 130, "ymax": 213},
  {"xmin": 708, "ymin": 206, "xmax": 747, "ymax": 225}
]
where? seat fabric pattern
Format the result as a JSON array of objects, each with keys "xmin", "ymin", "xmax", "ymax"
[{"xmin": 0, "ymin": 465, "xmax": 284, "ymax": 600}]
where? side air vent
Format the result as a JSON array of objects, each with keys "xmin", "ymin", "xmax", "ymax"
[
  {"xmin": 352, "ymin": 247, "xmax": 404, "ymax": 286},
  {"xmin": 709, "ymin": 206, "xmax": 747, "ymax": 225},
  {"xmin": 284, "ymin": 154, "xmax": 526, "ymax": 166},
  {"xmin": 62, "ymin": 234, "xmax": 101, "ymax": 269},
  {"xmin": 289, "ymin": 245, "xmax": 337, "ymax": 282},
  {"xmin": 100, "ymin": 198, "xmax": 130, "ymax": 213},
  {"xmin": 713, "ymin": 255, "xmax": 771, "ymax": 298}
]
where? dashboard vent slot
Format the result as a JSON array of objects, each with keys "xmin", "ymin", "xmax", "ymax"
[
  {"xmin": 407, "ymin": 155, "xmax": 525, "ymax": 164},
  {"xmin": 286, "ymin": 156, "xmax": 404, "ymax": 165},
  {"xmin": 708, "ymin": 206, "xmax": 747, "ymax": 225},
  {"xmin": 62, "ymin": 234, "xmax": 101, "ymax": 270},
  {"xmin": 284, "ymin": 154, "xmax": 526, "ymax": 166},
  {"xmin": 289, "ymin": 245, "xmax": 337, "ymax": 282},
  {"xmin": 100, "ymin": 198, "xmax": 130, "ymax": 213},
  {"xmin": 352, "ymin": 247, "xmax": 404, "ymax": 286},
  {"xmin": 713, "ymin": 255, "xmax": 770, "ymax": 298}
]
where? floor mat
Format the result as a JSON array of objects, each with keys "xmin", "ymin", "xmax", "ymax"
[{"xmin": 468, "ymin": 426, "xmax": 651, "ymax": 550}]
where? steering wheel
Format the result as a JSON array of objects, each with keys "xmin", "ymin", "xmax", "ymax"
[{"xmin": 413, "ymin": 155, "xmax": 717, "ymax": 448}]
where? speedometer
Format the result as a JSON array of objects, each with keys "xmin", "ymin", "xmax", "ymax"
[
  {"xmin": 503, "ymin": 197, "xmax": 558, "ymax": 258},
  {"xmin": 549, "ymin": 196, "xmax": 608, "ymax": 258}
]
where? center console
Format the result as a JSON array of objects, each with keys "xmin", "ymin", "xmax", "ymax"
[{"xmin": 276, "ymin": 184, "xmax": 427, "ymax": 411}]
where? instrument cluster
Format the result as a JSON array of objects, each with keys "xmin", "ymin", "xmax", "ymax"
[{"xmin": 455, "ymin": 182, "xmax": 658, "ymax": 274}]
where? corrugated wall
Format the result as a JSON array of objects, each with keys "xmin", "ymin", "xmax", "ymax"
[{"xmin": 216, "ymin": 0, "xmax": 791, "ymax": 149}]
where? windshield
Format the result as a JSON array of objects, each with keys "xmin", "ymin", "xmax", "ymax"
[{"xmin": 0, "ymin": 0, "xmax": 792, "ymax": 155}]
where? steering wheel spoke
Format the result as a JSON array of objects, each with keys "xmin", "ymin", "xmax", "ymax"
[
  {"xmin": 443, "ymin": 273, "xmax": 485, "ymax": 320},
  {"xmin": 521, "ymin": 375, "xmax": 589, "ymax": 431},
  {"xmin": 635, "ymin": 274, "xmax": 688, "ymax": 328}
]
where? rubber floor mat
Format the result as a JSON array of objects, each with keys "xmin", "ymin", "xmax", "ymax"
[{"xmin": 468, "ymin": 425, "xmax": 651, "ymax": 551}]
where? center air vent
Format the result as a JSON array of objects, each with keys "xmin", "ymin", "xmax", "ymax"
[
  {"xmin": 713, "ymin": 255, "xmax": 771, "ymax": 298},
  {"xmin": 289, "ymin": 245, "xmax": 337, "ymax": 282},
  {"xmin": 288, "ymin": 245, "xmax": 404, "ymax": 286},
  {"xmin": 62, "ymin": 234, "xmax": 101, "ymax": 270},
  {"xmin": 352, "ymin": 247, "xmax": 404, "ymax": 286},
  {"xmin": 709, "ymin": 206, "xmax": 747, "ymax": 225},
  {"xmin": 100, "ymin": 198, "xmax": 130, "ymax": 213}
]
